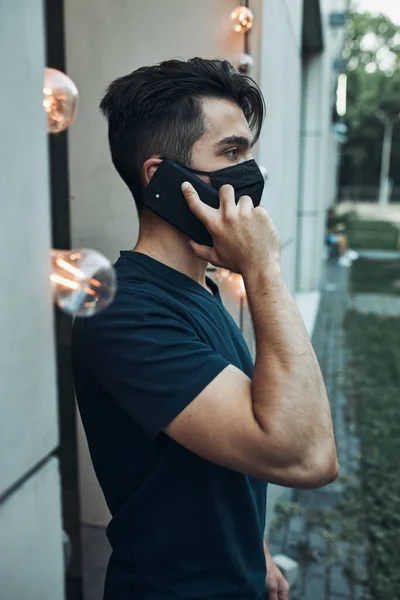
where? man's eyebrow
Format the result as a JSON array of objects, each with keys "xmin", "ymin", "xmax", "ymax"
[{"xmin": 213, "ymin": 135, "xmax": 253, "ymax": 149}]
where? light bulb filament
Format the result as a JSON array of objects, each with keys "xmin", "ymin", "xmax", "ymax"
[
  {"xmin": 56, "ymin": 258, "xmax": 84, "ymax": 279},
  {"xmin": 88, "ymin": 277, "xmax": 102, "ymax": 288},
  {"xmin": 83, "ymin": 287, "xmax": 97, "ymax": 297},
  {"xmin": 50, "ymin": 274, "xmax": 79, "ymax": 290}
]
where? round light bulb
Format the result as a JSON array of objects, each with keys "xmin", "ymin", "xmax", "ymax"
[
  {"xmin": 231, "ymin": 6, "xmax": 254, "ymax": 33},
  {"xmin": 50, "ymin": 248, "xmax": 116, "ymax": 317},
  {"xmin": 215, "ymin": 268, "xmax": 231, "ymax": 281},
  {"xmin": 44, "ymin": 68, "xmax": 79, "ymax": 134},
  {"xmin": 237, "ymin": 275, "xmax": 246, "ymax": 298},
  {"xmin": 238, "ymin": 53, "xmax": 255, "ymax": 74},
  {"xmin": 229, "ymin": 273, "xmax": 246, "ymax": 297}
]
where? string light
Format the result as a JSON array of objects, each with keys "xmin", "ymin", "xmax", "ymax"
[
  {"xmin": 214, "ymin": 269, "xmax": 246, "ymax": 297},
  {"xmin": 231, "ymin": 6, "xmax": 254, "ymax": 33},
  {"xmin": 214, "ymin": 268, "xmax": 231, "ymax": 281},
  {"xmin": 50, "ymin": 248, "xmax": 117, "ymax": 317},
  {"xmin": 44, "ymin": 67, "xmax": 79, "ymax": 134},
  {"xmin": 236, "ymin": 275, "xmax": 246, "ymax": 298},
  {"xmin": 238, "ymin": 53, "xmax": 254, "ymax": 74}
]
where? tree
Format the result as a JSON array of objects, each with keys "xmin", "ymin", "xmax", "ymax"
[{"xmin": 339, "ymin": 6, "xmax": 400, "ymax": 190}]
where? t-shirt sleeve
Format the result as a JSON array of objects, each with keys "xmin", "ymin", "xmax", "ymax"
[{"xmin": 82, "ymin": 291, "xmax": 230, "ymax": 439}]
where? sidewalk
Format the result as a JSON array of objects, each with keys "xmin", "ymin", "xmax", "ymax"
[{"xmin": 268, "ymin": 263, "xmax": 364, "ymax": 599}]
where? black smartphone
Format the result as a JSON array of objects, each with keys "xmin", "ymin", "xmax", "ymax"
[{"xmin": 141, "ymin": 158, "xmax": 219, "ymax": 247}]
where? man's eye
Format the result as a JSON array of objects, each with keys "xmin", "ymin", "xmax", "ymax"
[{"xmin": 225, "ymin": 148, "xmax": 238, "ymax": 160}]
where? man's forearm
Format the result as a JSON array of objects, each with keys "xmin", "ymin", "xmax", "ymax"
[{"xmin": 244, "ymin": 264, "xmax": 337, "ymax": 483}]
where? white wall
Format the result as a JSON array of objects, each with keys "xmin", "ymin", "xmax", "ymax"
[
  {"xmin": 258, "ymin": 0, "xmax": 304, "ymax": 293},
  {"xmin": 257, "ymin": 0, "xmax": 305, "ymax": 535},
  {"xmin": 0, "ymin": 0, "xmax": 64, "ymax": 598},
  {"xmin": 296, "ymin": 0, "xmax": 347, "ymax": 291}
]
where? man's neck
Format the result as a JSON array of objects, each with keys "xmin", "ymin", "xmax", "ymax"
[{"xmin": 134, "ymin": 212, "xmax": 210, "ymax": 292}]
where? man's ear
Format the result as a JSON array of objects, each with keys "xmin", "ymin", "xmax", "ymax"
[{"xmin": 142, "ymin": 157, "xmax": 162, "ymax": 186}]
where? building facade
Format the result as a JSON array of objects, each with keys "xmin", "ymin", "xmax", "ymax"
[{"xmin": 0, "ymin": 0, "xmax": 346, "ymax": 598}]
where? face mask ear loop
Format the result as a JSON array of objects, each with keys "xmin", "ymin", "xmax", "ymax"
[{"xmin": 184, "ymin": 166, "xmax": 211, "ymax": 177}]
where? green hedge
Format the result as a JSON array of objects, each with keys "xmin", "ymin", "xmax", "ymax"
[
  {"xmin": 345, "ymin": 310, "xmax": 400, "ymax": 600},
  {"xmin": 350, "ymin": 258, "xmax": 400, "ymax": 295},
  {"xmin": 345, "ymin": 218, "xmax": 400, "ymax": 250}
]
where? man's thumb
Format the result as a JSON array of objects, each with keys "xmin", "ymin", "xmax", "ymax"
[{"xmin": 189, "ymin": 240, "xmax": 214, "ymax": 262}]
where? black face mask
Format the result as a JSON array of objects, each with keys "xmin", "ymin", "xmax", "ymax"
[{"xmin": 184, "ymin": 158, "xmax": 265, "ymax": 207}]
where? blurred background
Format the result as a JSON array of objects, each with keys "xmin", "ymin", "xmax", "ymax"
[{"xmin": 0, "ymin": 0, "xmax": 399, "ymax": 599}]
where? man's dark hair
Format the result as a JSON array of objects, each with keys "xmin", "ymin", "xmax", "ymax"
[{"xmin": 100, "ymin": 58, "xmax": 265, "ymax": 213}]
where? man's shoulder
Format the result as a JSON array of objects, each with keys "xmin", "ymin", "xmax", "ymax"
[
  {"xmin": 72, "ymin": 280, "xmax": 188, "ymax": 349},
  {"xmin": 96, "ymin": 279, "xmax": 181, "ymax": 321}
]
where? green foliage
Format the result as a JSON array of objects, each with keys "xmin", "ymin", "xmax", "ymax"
[
  {"xmin": 350, "ymin": 257, "xmax": 400, "ymax": 293},
  {"xmin": 271, "ymin": 286, "xmax": 400, "ymax": 599},
  {"xmin": 270, "ymin": 494, "xmax": 367, "ymax": 600},
  {"xmin": 340, "ymin": 8, "xmax": 400, "ymax": 186},
  {"xmin": 344, "ymin": 216, "xmax": 400, "ymax": 250},
  {"xmin": 344, "ymin": 310, "xmax": 400, "ymax": 599}
]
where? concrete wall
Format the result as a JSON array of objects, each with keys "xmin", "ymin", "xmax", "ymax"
[
  {"xmin": 258, "ymin": 0, "xmax": 304, "ymax": 292},
  {"xmin": 0, "ymin": 0, "xmax": 64, "ymax": 598},
  {"xmin": 296, "ymin": 0, "xmax": 347, "ymax": 291},
  {"xmin": 257, "ymin": 0, "xmax": 305, "ymax": 536}
]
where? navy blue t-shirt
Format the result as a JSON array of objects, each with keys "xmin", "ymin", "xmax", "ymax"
[{"xmin": 72, "ymin": 251, "xmax": 267, "ymax": 600}]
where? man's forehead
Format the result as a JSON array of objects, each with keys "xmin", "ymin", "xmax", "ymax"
[{"xmin": 201, "ymin": 97, "xmax": 251, "ymax": 142}]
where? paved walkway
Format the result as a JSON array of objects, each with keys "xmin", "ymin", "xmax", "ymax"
[
  {"xmin": 350, "ymin": 293, "xmax": 400, "ymax": 316},
  {"xmin": 357, "ymin": 249, "xmax": 400, "ymax": 261},
  {"xmin": 269, "ymin": 263, "xmax": 364, "ymax": 599}
]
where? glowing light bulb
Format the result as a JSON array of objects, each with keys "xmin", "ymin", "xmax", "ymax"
[
  {"xmin": 231, "ymin": 6, "xmax": 254, "ymax": 33},
  {"xmin": 50, "ymin": 248, "xmax": 116, "ymax": 317},
  {"xmin": 238, "ymin": 53, "xmax": 255, "ymax": 74},
  {"xmin": 44, "ymin": 68, "xmax": 79, "ymax": 134},
  {"xmin": 215, "ymin": 268, "xmax": 231, "ymax": 281},
  {"xmin": 227, "ymin": 273, "xmax": 246, "ymax": 297},
  {"xmin": 237, "ymin": 275, "xmax": 246, "ymax": 298}
]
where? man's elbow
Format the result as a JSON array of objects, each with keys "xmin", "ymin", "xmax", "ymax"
[{"xmin": 299, "ymin": 451, "xmax": 340, "ymax": 489}]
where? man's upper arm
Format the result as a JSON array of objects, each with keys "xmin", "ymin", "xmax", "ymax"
[
  {"xmin": 84, "ymin": 291, "xmax": 269, "ymax": 478},
  {"xmin": 165, "ymin": 364, "xmax": 270, "ymax": 479}
]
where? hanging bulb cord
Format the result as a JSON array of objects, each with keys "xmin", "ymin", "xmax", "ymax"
[{"xmin": 244, "ymin": 0, "xmax": 251, "ymax": 56}]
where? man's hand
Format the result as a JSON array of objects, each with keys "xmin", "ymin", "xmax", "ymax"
[
  {"xmin": 181, "ymin": 182, "xmax": 281, "ymax": 276},
  {"xmin": 264, "ymin": 541, "xmax": 290, "ymax": 600}
]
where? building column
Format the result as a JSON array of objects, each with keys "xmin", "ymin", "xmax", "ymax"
[
  {"xmin": 0, "ymin": 1, "xmax": 64, "ymax": 598},
  {"xmin": 296, "ymin": 53, "xmax": 326, "ymax": 291}
]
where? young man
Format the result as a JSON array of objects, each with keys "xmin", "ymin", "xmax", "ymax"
[{"xmin": 72, "ymin": 58, "xmax": 338, "ymax": 600}]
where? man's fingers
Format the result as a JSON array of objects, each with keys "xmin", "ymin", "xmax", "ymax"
[
  {"xmin": 218, "ymin": 184, "xmax": 236, "ymax": 218},
  {"xmin": 237, "ymin": 194, "xmax": 254, "ymax": 216},
  {"xmin": 181, "ymin": 182, "xmax": 215, "ymax": 225},
  {"xmin": 279, "ymin": 582, "xmax": 290, "ymax": 599},
  {"xmin": 267, "ymin": 588, "xmax": 278, "ymax": 600}
]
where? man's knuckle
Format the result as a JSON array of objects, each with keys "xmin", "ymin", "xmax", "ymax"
[
  {"xmin": 223, "ymin": 212, "xmax": 235, "ymax": 225},
  {"xmin": 208, "ymin": 220, "xmax": 221, "ymax": 236}
]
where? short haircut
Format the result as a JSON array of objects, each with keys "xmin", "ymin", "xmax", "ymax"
[{"xmin": 100, "ymin": 58, "xmax": 265, "ymax": 213}]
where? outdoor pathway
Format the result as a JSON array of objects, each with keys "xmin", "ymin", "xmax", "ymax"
[
  {"xmin": 350, "ymin": 293, "xmax": 400, "ymax": 316},
  {"xmin": 269, "ymin": 263, "xmax": 364, "ymax": 599}
]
